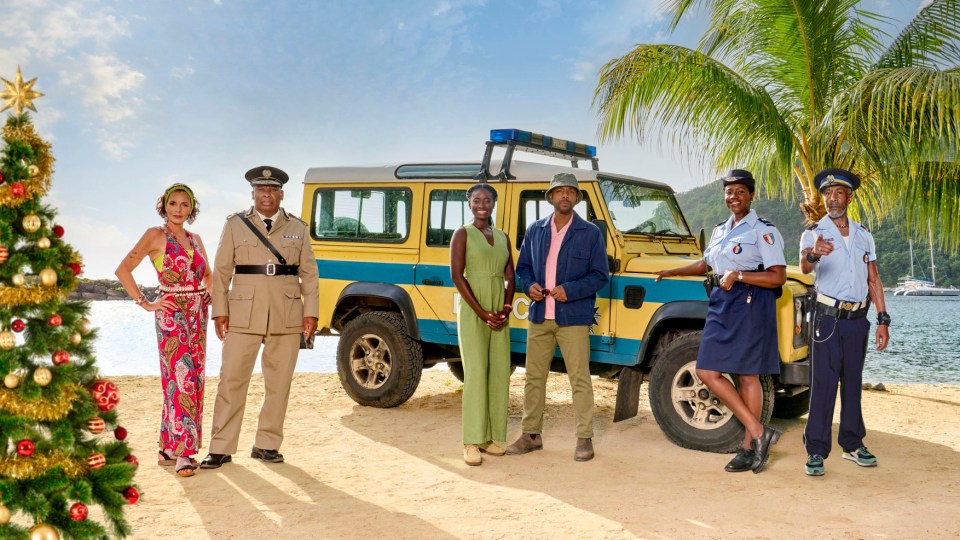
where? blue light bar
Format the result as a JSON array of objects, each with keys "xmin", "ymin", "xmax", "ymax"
[{"xmin": 490, "ymin": 129, "xmax": 597, "ymax": 159}]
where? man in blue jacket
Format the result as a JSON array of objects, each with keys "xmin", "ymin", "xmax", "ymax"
[{"xmin": 506, "ymin": 172, "xmax": 609, "ymax": 461}]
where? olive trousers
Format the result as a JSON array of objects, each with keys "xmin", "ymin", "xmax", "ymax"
[{"xmin": 521, "ymin": 320, "xmax": 594, "ymax": 439}]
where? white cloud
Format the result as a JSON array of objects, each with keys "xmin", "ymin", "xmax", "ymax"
[
  {"xmin": 0, "ymin": 0, "xmax": 129, "ymax": 62},
  {"xmin": 171, "ymin": 63, "xmax": 195, "ymax": 80},
  {"xmin": 567, "ymin": 0, "xmax": 666, "ymax": 82},
  {"xmin": 59, "ymin": 54, "xmax": 145, "ymax": 123}
]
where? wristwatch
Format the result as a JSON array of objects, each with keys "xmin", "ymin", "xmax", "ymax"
[
  {"xmin": 877, "ymin": 311, "xmax": 891, "ymax": 326},
  {"xmin": 737, "ymin": 271, "xmax": 743, "ymax": 281},
  {"xmin": 805, "ymin": 251, "xmax": 821, "ymax": 263}
]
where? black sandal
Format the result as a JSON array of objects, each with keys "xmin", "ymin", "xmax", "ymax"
[{"xmin": 158, "ymin": 450, "xmax": 176, "ymax": 466}]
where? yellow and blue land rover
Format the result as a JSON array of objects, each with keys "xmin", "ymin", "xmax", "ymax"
[{"xmin": 301, "ymin": 129, "xmax": 814, "ymax": 452}]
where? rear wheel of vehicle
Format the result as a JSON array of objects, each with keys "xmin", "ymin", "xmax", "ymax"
[
  {"xmin": 449, "ymin": 361, "xmax": 517, "ymax": 383},
  {"xmin": 337, "ymin": 311, "xmax": 423, "ymax": 408},
  {"xmin": 773, "ymin": 389, "xmax": 810, "ymax": 419},
  {"xmin": 648, "ymin": 331, "xmax": 774, "ymax": 453}
]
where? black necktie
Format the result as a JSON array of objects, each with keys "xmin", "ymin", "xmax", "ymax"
[{"xmin": 264, "ymin": 218, "xmax": 272, "ymax": 232}]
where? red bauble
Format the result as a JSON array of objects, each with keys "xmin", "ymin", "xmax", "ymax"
[
  {"xmin": 48, "ymin": 314, "xmax": 62, "ymax": 327},
  {"xmin": 70, "ymin": 502, "xmax": 88, "ymax": 521},
  {"xmin": 69, "ymin": 262, "xmax": 82, "ymax": 276},
  {"xmin": 124, "ymin": 455, "xmax": 139, "ymax": 467},
  {"xmin": 10, "ymin": 182, "xmax": 24, "ymax": 196},
  {"xmin": 123, "ymin": 487, "xmax": 140, "ymax": 505},
  {"xmin": 52, "ymin": 350, "xmax": 70, "ymax": 365},
  {"xmin": 11, "ymin": 319, "xmax": 25, "ymax": 332},
  {"xmin": 52, "ymin": 225, "xmax": 64, "ymax": 238},
  {"xmin": 90, "ymin": 380, "xmax": 120, "ymax": 411},
  {"xmin": 87, "ymin": 417, "xmax": 105, "ymax": 434},
  {"xmin": 17, "ymin": 439, "xmax": 35, "ymax": 457},
  {"xmin": 87, "ymin": 453, "xmax": 105, "ymax": 469},
  {"xmin": 114, "ymin": 426, "xmax": 128, "ymax": 440},
  {"xmin": 0, "ymin": 245, "xmax": 7, "ymax": 263},
  {"xmin": 0, "ymin": 171, "xmax": 4, "ymax": 183}
]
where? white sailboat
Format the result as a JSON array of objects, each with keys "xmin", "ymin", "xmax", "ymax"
[{"xmin": 893, "ymin": 224, "xmax": 959, "ymax": 296}]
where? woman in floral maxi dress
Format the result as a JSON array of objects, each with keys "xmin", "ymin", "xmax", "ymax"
[{"xmin": 116, "ymin": 183, "xmax": 212, "ymax": 477}]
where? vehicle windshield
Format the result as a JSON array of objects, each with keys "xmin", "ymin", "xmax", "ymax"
[{"xmin": 599, "ymin": 178, "xmax": 691, "ymax": 237}]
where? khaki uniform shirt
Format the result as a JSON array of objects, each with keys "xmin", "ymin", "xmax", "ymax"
[{"xmin": 211, "ymin": 207, "xmax": 320, "ymax": 335}]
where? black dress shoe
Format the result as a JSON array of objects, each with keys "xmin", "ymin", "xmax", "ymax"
[
  {"xmin": 251, "ymin": 446, "xmax": 284, "ymax": 463},
  {"xmin": 199, "ymin": 453, "xmax": 232, "ymax": 469},
  {"xmin": 724, "ymin": 447, "xmax": 756, "ymax": 472},
  {"xmin": 751, "ymin": 424, "xmax": 782, "ymax": 473}
]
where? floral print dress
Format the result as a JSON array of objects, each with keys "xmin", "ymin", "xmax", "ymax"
[{"xmin": 155, "ymin": 225, "xmax": 208, "ymax": 457}]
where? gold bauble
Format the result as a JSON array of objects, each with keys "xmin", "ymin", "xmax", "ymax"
[
  {"xmin": 33, "ymin": 367, "xmax": 52, "ymax": 386},
  {"xmin": 78, "ymin": 318, "xmax": 92, "ymax": 335},
  {"xmin": 69, "ymin": 332, "xmax": 82, "ymax": 345},
  {"xmin": 39, "ymin": 268, "xmax": 57, "ymax": 287},
  {"xmin": 0, "ymin": 503, "xmax": 9, "ymax": 524},
  {"xmin": 22, "ymin": 213, "xmax": 42, "ymax": 233},
  {"xmin": 28, "ymin": 164, "xmax": 39, "ymax": 176},
  {"xmin": 4, "ymin": 373, "xmax": 20, "ymax": 389},
  {"xmin": 28, "ymin": 523, "xmax": 60, "ymax": 540},
  {"xmin": 0, "ymin": 330, "xmax": 15, "ymax": 350},
  {"xmin": 37, "ymin": 236, "xmax": 51, "ymax": 249},
  {"xmin": 12, "ymin": 273, "xmax": 26, "ymax": 286}
]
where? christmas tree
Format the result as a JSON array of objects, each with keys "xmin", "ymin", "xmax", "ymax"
[{"xmin": 0, "ymin": 67, "xmax": 138, "ymax": 539}]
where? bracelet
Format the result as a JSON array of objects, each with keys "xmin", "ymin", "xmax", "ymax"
[
  {"xmin": 877, "ymin": 311, "xmax": 891, "ymax": 326},
  {"xmin": 134, "ymin": 293, "xmax": 146, "ymax": 306},
  {"xmin": 805, "ymin": 251, "xmax": 821, "ymax": 263}
]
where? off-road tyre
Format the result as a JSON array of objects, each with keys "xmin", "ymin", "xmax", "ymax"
[
  {"xmin": 337, "ymin": 311, "xmax": 423, "ymax": 408},
  {"xmin": 648, "ymin": 331, "xmax": 774, "ymax": 453}
]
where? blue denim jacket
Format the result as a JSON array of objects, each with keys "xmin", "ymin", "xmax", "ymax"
[{"xmin": 516, "ymin": 213, "xmax": 609, "ymax": 326}]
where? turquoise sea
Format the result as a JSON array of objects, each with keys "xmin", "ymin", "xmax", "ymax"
[{"xmin": 88, "ymin": 297, "xmax": 960, "ymax": 384}]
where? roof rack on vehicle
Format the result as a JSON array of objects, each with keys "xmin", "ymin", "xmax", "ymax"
[{"xmin": 478, "ymin": 129, "xmax": 599, "ymax": 181}]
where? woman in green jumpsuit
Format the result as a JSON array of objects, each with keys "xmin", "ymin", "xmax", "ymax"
[{"xmin": 450, "ymin": 184, "xmax": 516, "ymax": 466}]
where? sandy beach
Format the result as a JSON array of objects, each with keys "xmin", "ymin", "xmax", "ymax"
[{"xmin": 114, "ymin": 371, "xmax": 960, "ymax": 539}]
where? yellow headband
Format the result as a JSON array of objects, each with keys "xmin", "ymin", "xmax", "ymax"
[{"xmin": 164, "ymin": 184, "xmax": 195, "ymax": 208}]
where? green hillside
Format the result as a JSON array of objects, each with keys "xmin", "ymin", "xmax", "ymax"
[{"xmin": 676, "ymin": 181, "xmax": 960, "ymax": 288}]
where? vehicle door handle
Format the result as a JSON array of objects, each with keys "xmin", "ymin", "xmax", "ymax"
[{"xmin": 421, "ymin": 279, "xmax": 444, "ymax": 286}]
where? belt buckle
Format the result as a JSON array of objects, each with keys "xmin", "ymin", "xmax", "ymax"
[
  {"xmin": 841, "ymin": 301, "xmax": 854, "ymax": 310},
  {"xmin": 265, "ymin": 263, "xmax": 276, "ymax": 276}
]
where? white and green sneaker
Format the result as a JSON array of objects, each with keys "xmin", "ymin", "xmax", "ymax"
[
  {"xmin": 842, "ymin": 447, "xmax": 877, "ymax": 467},
  {"xmin": 805, "ymin": 454, "xmax": 825, "ymax": 476}
]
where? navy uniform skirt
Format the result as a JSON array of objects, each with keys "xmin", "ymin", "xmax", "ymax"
[{"xmin": 697, "ymin": 283, "xmax": 780, "ymax": 375}]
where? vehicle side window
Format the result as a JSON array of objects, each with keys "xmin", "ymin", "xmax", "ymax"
[
  {"xmin": 311, "ymin": 188, "xmax": 411, "ymax": 242},
  {"xmin": 426, "ymin": 189, "xmax": 498, "ymax": 247},
  {"xmin": 516, "ymin": 189, "xmax": 593, "ymax": 249}
]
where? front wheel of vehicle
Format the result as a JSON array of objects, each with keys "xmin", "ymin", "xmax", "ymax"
[
  {"xmin": 336, "ymin": 311, "xmax": 423, "ymax": 408},
  {"xmin": 648, "ymin": 331, "xmax": 774, "ymax": 453}
]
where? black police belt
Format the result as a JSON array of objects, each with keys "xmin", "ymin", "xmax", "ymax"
[
  {"xmin": 815, "ymin": 293, "xmax": 869, "ymax": 320},
  {"xmin": 234, "ymin": 264, "xmax": 299, "ymax": 276}
]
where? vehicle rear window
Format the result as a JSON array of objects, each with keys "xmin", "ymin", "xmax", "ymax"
[{"xmin": 310, "ymin": 188, "xmax": 411, "ymax": 242}]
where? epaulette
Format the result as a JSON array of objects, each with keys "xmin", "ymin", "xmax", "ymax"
[
  {"xmin": 715, "ymin": 220, "xmax": 726, "ymax": 227},
  {"xmin": 279, "ymin": 208, "xmax": 307, "ymax": 225},
  {"xmin": 226, "ymin": 211, "xmax": 244, "ymax": 221},
  {"xmin": 758, "ymin": 218, "xmax": 775, "ymax": 227},
  {"xmin": 806, "ymin": 224, "xmax": 817, "ymax": 230}
]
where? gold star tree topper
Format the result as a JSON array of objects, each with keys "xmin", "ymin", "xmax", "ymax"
[{"xmin": 1, "ymin": 65, "xmax": 45, "ymax": 114}]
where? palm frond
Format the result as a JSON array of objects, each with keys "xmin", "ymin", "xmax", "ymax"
[
  {"xmin": 874, "ymin": 0, "xmax": 960, "ymax": 69},
  {"xmin": 592, "ymin": 44, "xmax": 797, "ymax": 196}
]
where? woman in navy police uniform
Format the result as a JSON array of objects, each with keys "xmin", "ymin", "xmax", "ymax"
[{"xmin": 656, "ymin": 170, "xmax": 786, "ymax": 473}]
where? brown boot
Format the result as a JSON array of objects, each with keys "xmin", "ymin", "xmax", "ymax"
[
  {"xmin": 505, "ymin": 434, "xmax": 543, "ymax": 455},
  {"xmin": 574, "ymin": 438, "xmax": 594, "ymax": 461}
]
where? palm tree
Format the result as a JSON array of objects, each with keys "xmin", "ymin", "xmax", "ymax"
[{"xmin": 594, "ymin": 0, "xmax": 960, "ymax": 247}]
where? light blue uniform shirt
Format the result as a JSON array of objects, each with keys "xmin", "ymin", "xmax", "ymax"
[
  {"xmin": 704, "ymin": 209, "xmax": 786, "ymax": 274},
  {"xmin": 800, "ymin": 215, "xmax": 876, "ymax": 302}
]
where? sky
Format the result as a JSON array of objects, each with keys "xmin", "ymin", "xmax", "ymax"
[{"xmin": 1, "ymin": 0, "xmax": 926, "ymax": 282}]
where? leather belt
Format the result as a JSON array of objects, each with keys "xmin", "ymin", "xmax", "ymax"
[
  {"xmin": 234, "ymin": 264, "xmax": 298, "ymax": 276},
  {"xmin": 817, "ymin": 293, "xmax": 868, "ymax": 311}
]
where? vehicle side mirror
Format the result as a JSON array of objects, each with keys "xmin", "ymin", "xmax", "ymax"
[
  {"xmin": 591, "ymin": 219, "xmax": 608, "ymax": 239},
  {"xmin": 698, "ymin": 227, "xmax": 706, "ymax": 252}
]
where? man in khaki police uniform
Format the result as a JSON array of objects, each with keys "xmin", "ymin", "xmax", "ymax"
[{"xmin": 200, "ymin": 166, "xmax": 320, "ymax": 468}]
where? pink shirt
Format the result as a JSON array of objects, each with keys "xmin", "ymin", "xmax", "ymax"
[{"xmin": 544, "ymin": 214, "xmax": 572, "ymax": 320}]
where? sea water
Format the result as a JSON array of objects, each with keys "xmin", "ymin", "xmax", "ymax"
[{"xmin": 88, "ymin": 297, "xmax": 959, "ymax": 384}]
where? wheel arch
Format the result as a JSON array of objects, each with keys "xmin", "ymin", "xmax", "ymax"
[
  {"xmin": 635, "ymin": 300, "xmax": 708, "ymax": 370},
  {"xmin": 333, "ymin": 282, "xmax": 420, "ymax": 340}
]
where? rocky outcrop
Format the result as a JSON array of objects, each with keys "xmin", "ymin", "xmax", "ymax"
[{"xmin": 69, "ymin": 279, "xmax": 159, "ymax": 301}]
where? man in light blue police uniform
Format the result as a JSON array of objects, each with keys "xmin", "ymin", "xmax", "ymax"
[{"xmin": 799, "ymin": 167, "xmax": 890, "ymax": 477}]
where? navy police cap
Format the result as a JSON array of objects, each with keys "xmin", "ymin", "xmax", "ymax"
[
  {"xmin": 721, "ymin": 169, "xmax": 755, "ymax": 193},
  {"xmin": 814, "ymin": 168, "xmax": 860, "ymax": 192},
  {"xmin": 245, "ymin": 165, "xmax": 289, "ymax": 187}
]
